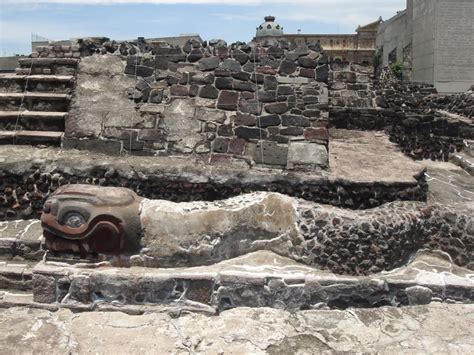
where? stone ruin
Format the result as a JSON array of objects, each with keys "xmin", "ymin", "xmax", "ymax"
[{"xmin": 0, "ymin": 35, "xmax": 473, "ymax": 321}]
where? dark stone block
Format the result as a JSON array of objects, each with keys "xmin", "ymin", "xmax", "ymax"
[
  {"xmin": 298, "ymin": 56, "xmax": 317, "ymax": 69},
  {"xmin": 277, "ymin": 86, "xmax": 294, "ymax": 96},
  {"xmin": 166, "ymin": 73, "xmax": 181, "ymax": 85},
  {"xmin": 299, "ymin": 68, "xmax": 315, "ymax": 78},
  {"xmin": 258, "ymin": 114, "xmax": 281, "ymax": 128},
  {"xmin": 280, "ymin": 127, "xmax": 304, "ymax": 136},
  {"xmin": 191, "ymin": 72, "xmax": 215, "ymax": 85},
  {"xmin": 189, "ymin": 84, "xmax": 199, "ymax": 97},
  {"xmin": 213, "ymin": 137, "xmax": 230, "ymax": 153},
  {"xmin": 170, "ymin": 85, "xmax": 189, "ymax": 97},
  {"xmin": 285, "ymin": 52, "xmax": 299, "ymax": 61},
  {"xmin": 228, "ymin": 137, "xmax": 246, "ymax": 154},
  {"xmin": 149, "ymin": 89, "xmax": 164, "ymax": 103},
  {"xmin": 214, "ymin": 68, "xmax": 231, "ymax": 77},
  {"xmin": 235, "ymin": 126, "xmax": 268, "ymax": 140},
  {"xmin": 269, "ymin": 135, "xmax": 290, "ymax": 143},
  {"xmin": 220, "ymin": 59, "xmax": 241, "ymax": 73},
  {"xmin": 253, "ymin": 141, "xmax": 288, "ymax": 166},
  {"xmin": 316, "ymin": 64, "xmax": 329, "ymax": 83},
  {"xmin": 216, "ymin": 46, "xmax": 229, "ymax": 60},
  {"xmin": 254, "ymin": 91, "xmax": 274, "ymax": 103},
  {"xmin": 234, "ymin": 112, "xmax": 256, "ymax": 126},
  {"xmin": 153, "ymin": 57, "xmax": 168, "ymax": 70},
  {"xmin": 282, "ymin": 115, "xmax": 310, "ymax": 127},
  {"xmin": 234, "ymin": 80, "xmax": 256, "ymax": 92},
  {"xmin": 217, "ymin": 124, "xmax": 233, "ymax": 136},
  {"xmin": 318, "ymin": 54, "xmax": 329, "ymax": 65},
  {"xmin": 265, "ymin": 102, "xmax": 288, "ymax": 114},
  {"xmin": 232, "ymin": 71, "xmax": 251, "ymax": 81},
  {"xmin": 152, "ymin": 47, "xmax": 186, "ymax": 62},
  {"xmin": 232, "ymin": 49, "xmax": 249, "ymax": 65},
  {"xmin": 264, "ymin": 76, "xmax": 278, "ymax": 90},
  {"xmin": 215, "ymin": 77, "xmax": 234, "ymax": 90},
  {"xmin": 250, "ymin": 73, "xmax": 264, "ymax": 84},
  {"xmin": 303, "ymin": 96, "xmax": 319, "ymax": 104},
  {"xmin": 199, "ymin": 56, "xmax": 220, "ymax": 71},
  {"xmin": 303, "ymin": 109, "xmax": 321, "ymax": 118},
  {"xmin": 256, "ymin": 66, "xmax": 277, "ymax": 75},
  {"xmin": 124, "ymin": 64, "xmax": 154, "ymax": 77},
  {"xmin": 199, "ymin": 85, "xmax": 219, "ymax": 99},
  {"xmin": 187, "ymin": 49, "xmax": 204, "ymax": 62},
  {"xmin": 217, "ymin": 90, "xmax": 239, "ymax": 110},
  {"xmin": 267, "ymin": 46, "xmax": 284, "ymax": 59}
]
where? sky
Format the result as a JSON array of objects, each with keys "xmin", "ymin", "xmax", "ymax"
[{"xmin": 0, "ymin": 0, "xmax": 405, "ymax": 56}]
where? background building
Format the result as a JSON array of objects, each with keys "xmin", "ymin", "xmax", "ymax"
[
  {"xmin": 255, "ymin": 16, "xmax": 381, "ymax": 65},
  {"xmin": 376, "ymin": 0, "xmax": 474, "ymax": 93}
]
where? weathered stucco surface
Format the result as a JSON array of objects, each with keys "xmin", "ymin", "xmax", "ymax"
[
  {"xmin": 67, "ymin": 55, "xmax": 143, "ymax": 138},
  {"xmin": 0, "ymin": 303, "xmax": 473, "ymax": 354}
]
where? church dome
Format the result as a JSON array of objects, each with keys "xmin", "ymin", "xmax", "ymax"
[{"xmin": 256, "ymin": 16, "xmax": 284, "ymax": 37}]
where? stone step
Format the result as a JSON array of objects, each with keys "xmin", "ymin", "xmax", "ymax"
[
  {"xmin": 0, "ymin": 74, "xmax": 74, "ymax": 82},
  {"xmin": 0, "ymin": 92, "xmax": 71, "ymax": 101},
  {"xmin": 0, "ymin": 111, "xmax": 67, "ymax": 120},
  {"xmin": 0, "ymin": 130, "xmax": 64, "ymax": 143},
  {"xmin": 31, "ymin": 251, "xmax": 474, "ymax": 311},
  {"xmin": 0, "ymin": 260, "xmax": 35, "ymax": 291},
  {"xmin": 19, "ymin": 58, "xmax": 79, "ymax": 67}
]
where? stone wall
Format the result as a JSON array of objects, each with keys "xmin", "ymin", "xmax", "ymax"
[
  {"xmin": 0, "ymin": 159, "xmax": 427, "ymax": 221},
  {"xmin": 329, "ymin": 77, "xmax": 474, "ymax": 161},
  {"xmin": 328, "ymin": 63, "xmax": 375, "ymax": 108},
  {"xmin": 64, "ymin": 39, "xmax": 330, "ymax": 170}
]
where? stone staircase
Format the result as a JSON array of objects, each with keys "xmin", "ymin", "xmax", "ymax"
[{"xmin": 0, "ymin": 58, "xmax": 78, "ymax": 146}]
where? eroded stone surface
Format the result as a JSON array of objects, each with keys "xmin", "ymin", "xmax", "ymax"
[
  {"xmin": 31, "ymin": 250, "xmax": 474, "ymax": 310},
  {"xmin": 0, "ymin": 303, "xmax": 473, "ymax": 354}
]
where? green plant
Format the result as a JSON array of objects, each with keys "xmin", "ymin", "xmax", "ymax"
[{"xmin": 389, "ymin": 61, "xmax": 403, "ymax": 80}]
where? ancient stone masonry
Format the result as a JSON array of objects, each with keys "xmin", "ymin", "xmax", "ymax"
[
  {"xmin": 328, "ymin": 67, "xmax": 474, "ymax": 161},
  {"xmin": 328, "ymin": 63, "xmax": 375, "ymax": 109},
  {"xmin": 64, "ymin": 38, "xmax": 330, "ymax": 170}
]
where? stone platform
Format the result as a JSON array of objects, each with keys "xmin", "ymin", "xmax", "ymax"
[
  {"xmin": 0, "ymin": 129, "xmax": 427, "ymax": 222},
  {"xmin": 0, "ymin": 302, "xmax": 473, "ymax": 354}
]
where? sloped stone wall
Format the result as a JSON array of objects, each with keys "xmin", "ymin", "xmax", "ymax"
[{"xmin": 65, "ymin": 39, "xmax": 330, "ymax": 170}]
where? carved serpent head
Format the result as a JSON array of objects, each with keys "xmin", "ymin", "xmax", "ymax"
[{"xmin": 41, "ymin": 184, "xmax": 143, "ymax": 257}]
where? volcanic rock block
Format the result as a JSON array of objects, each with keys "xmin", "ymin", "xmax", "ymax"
[
  {"xmin": 316, "ymin": 65, "xmax": 329, "ymax": 83},
  {"xmin": 199, "ymin": 85, "xmax": 219, "ymax": 99},
  {"xmin": 215, "ymin": 77, "xmax": 234, "ymax": 90},
  {"xmin": 298, "ymin": 56, "xmax": 317, "ymax": 69},
  {"xmin": 187, "ymin": 49, "xmax": 204, "ymax": 62},
  {"xmin": 234, "ymin": 113, "xmax": 257, "ymax": 126},
  {"xmin": 265, "ymin": 102, "xmax": 288, "ymax": 114},
  {"xmin": 220, "ymin": 59, "xmax": 241, "ymax": 73},
  {"xmin": 217, "ymin": 91, "xmax": 239, "ymax": 111},
  {"xmin": 199, "ymin": 56, "xmax": 220, "ymax": 71},
  {"xmin": 232, "ymin": 49, "xmax": 249, "ymax": 65},
  {"xmin": 282, "ymin": 115, "xmax": 310, "ymax": 127},
  {"xmin": 279, "ymin": 60, "xmax": 297, "ymax": 75},
  {"xmin": 258, "ymin": 114, "xmax": 281, "ymax": 128},
  {"xmin": 235, "ymin": 127, "xmax": 268, "ymax": 140}
]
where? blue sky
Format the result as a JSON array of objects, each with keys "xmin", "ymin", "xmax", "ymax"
[{"xmin": 0, "ymin": 0, "xmax": 405, "ymax": 56}]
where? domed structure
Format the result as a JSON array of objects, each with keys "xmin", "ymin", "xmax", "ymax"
[{"xmin": 256, "ymin": 16, "xmax": 284, "ymax": 37}]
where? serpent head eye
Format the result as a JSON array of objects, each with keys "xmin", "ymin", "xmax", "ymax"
[{"xmin": 63, "ymin": 212, "xmax": 86, "ymax": 228}]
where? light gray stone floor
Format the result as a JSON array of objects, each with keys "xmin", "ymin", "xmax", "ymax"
[{"xmin": 0, "ymin": 303, "xmax": 472, "ymax": 354}]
